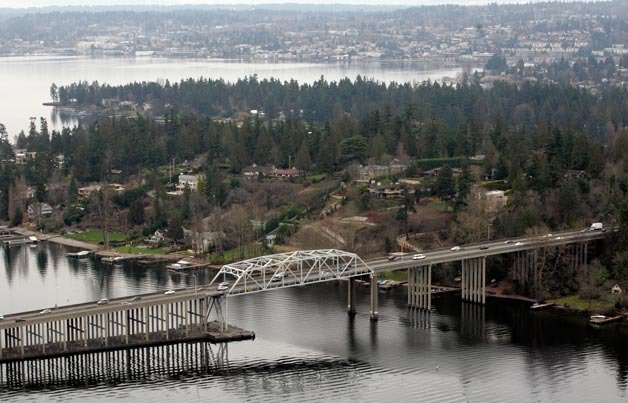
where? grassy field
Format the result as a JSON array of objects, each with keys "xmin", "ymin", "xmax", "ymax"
[
  {"xmin": 210, "ymin": 244, "xmax": 265, "ymax": 264},
  {"xmin": 67, "ymin": 230, "xmax": 129, "ymax": 244},
  {"xmin": 114, "ymin": 245, "xmax": 168, "ymax": 255},
  {"xmin": 549, "ymin": 294, "xmax": 615, "ymax": 312},
  {"xmin": 379, "ymin": 271, "xmax": 408, "ymax": 282},
  {"xmin": 427, "ymin": 199, "xmax": 452, "ymax": 212}
]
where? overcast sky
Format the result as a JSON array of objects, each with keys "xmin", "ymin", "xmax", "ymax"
[{"xmin": 0, "ymin": 0, "xmax": 554, "ymax": 8}]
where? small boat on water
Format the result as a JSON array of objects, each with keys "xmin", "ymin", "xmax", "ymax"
[
  {"xmin": 101, "ymin": 256, "xmax": 125, "ymax": 264},
  {"xmin": 67, "ymin": 250, "xmax": 92, "ymax": 258},
  {"xmin": 166, "ymin": 259, "xmax": 192, "ymax": 270}
]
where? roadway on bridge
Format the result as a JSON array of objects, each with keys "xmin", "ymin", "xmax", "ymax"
[{"xmin": 0, "ymin": 226, "xmax": 611, "ymax": 328}]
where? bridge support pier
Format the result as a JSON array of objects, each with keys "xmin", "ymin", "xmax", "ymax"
[
  {"xmin": 407, "ymin": 265, "xmax": 431, "ymax": 310},
  {"xmin": 369, "ymin": 274, "xmax": 378, "ymax": 321},
  {"xmin": 461, "ymin": 257, "xmax": 486, "ymax": 304},
  {"xmin": 347, "ymin": 278, "xmax": 356, "ymax": 316}
]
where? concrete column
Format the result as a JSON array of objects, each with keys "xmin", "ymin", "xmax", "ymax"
[
  {"xmin": 481, "ymin": 257, "xmax": 486, "ymax": 305},
  {"xmin": 82, "ymin": 316, "xmax": 87, "ymax": 347},
  {"xmin": 20, "ymin": 326, "xmax": 25, "ymax": 356},
  {"xmin": 347, "ymin": 277, "xmax": 356, "ymax": 315},
  {"xmin": 165, "ymin": 304, "xmax": 170, "ymax": 340},
  {"xmin": 370, "ymin": 274, "xmax": 378, "ymax": 321},
  {"xmin": 461, "ymin": 260, "xmax": 467, "ymax": 301},
  {"xmin": 407, "ymin": 268, "xmax": 412, "ymax": 307},
  {"xmin": 144, "ymin": 307, "xmax": 149, "ymax": 341},
  {"xmin": 409, "ymin": 268, "xmax": 415, "ymax": 308},
  {"xmin": 428, "ymin": 265, "xmax": 432, "ymax": 310}
]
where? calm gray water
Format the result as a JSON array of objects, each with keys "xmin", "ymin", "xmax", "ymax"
[
  {"xmin": 1, "ymin": 241, "xmax": 627, "ymax": 402},
  {"xmin": 0, "ymin": 56, "xmax": 463, "ymax": 138}
]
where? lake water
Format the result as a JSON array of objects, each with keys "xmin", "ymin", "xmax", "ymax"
[
  {"xmin": 1, "ymin": 242, "xmax": 627, "ymax": 402},
  {"xmin": 0, "ymin": 56, "xmax": 464, "ymax": 138}
]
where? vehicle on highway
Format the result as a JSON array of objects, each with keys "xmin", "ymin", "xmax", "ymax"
[
  {"xmin": 0, "ymin": 314, "xmax": 4, "ymax": 320},
  {"xmin": 131, "ymin": 296, "xmax": 141, "ymax": 302},
  {"xmin": 388, "ymin": 255, "xmax": 399, "ymax": 261},
  {"xmin": 15, "ymin": 317, "xmax": 25, "ymax": 322},
  {"xmin": 590, "ymin": 222, "xmax": 603, "ymax": 231},
  {"xmin": 555, "ymin": 236, "xmax": 562, "ymax": 240},
  {"xmin": 515, "ymin": 242, "xmax": 524, "ymax": 246},
  {"xmin": 412, "ymin": 254, "xmax": 426, "ymax": 260},
  {"xmin": 120, "ymin": 301, "xmax": 132, "ymax": 306},
  {"xmin": 39, "ymin": 308, "xmax": 51, "ymax": 315},
  {"xmin": 218, "ymin": 281, "xmax": 229, "ymax": 291},
  {"xmin": 543, "ymin": 233, "xmax": 553, "ymax": 238},
  {"xmin": 164, "ymin": 290, "xmax": 175, "ymax": 295},
  {"xmin": 480, "ymin": 246, "xmax": 489, "ymax": 250},
  {"xmin": 271, "ymin": 272, "xmax": 285, "ymax": 281},
  {"xmin": 97, "ymin": 298, "xmax": 109, "ymax": 305},
  {"xmin": 196, "ymin": 287, "xmax": 205, "ymax": 292},
  {"xmin": 450, "ymin": 246, "xmax": 462, "ymax": 251},
  {"xmin": 504, "ymin": 240, "xmax": 513, "ymax": 244}
]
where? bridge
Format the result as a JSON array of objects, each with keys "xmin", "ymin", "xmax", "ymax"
[{"xmin": 0, "ymin": 226, "xmax": 611, "ymax": 365}]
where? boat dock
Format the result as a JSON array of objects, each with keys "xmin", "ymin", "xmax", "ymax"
[
  {"xmin": 590, "ymin": 315, "xmax": 625, "ymax": 325},
  {"xmin": 530, "ymin": 302, "xmax": 555, "ymax": 311}
]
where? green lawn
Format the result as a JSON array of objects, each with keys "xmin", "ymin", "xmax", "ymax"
[
  {"xmin": 210, "ymin": 244, "xmax": 264, "ymax": 264},
  {"xmin": 379, "ymin": 271, "xmax": 408, "ymax": 282},
  {"xmin": 67, "ymin": 230, "xmax": 129, "ymax": 244},
  {"xmin": 549, "ymin": 294, "xmax": 615, "ymax": 312},
  {"xmin": 427, "ymin": 200, "xmax": 452, "ymax": 212},
  {"xmin": 114, "ymin": 245, "xmax": 168, "ymax": 255}
]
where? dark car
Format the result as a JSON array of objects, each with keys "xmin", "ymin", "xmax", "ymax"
[
  {"xmin": 480, "ymin": 246, "xmax": 489, "ymax": 250},
  {"xmin": 15, "ymin": 317, "xmax": 25, "ymax": 322},
  {"xmin": 388, "ymin": 255, "xmax": 399, "ymax": 261}
]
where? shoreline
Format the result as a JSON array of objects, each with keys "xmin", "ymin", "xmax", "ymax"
[{"xmin": 8, "ymin": 227, "xmax": 216, "ymax": 268}]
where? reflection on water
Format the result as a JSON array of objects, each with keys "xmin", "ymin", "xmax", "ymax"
[{"xmin": 1, "ymin": 242, "xmax": 627, "ymax": 402}]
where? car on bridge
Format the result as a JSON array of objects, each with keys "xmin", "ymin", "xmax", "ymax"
[
  {"xmin": 388, "ymin": 255, "xmax": 399, "ymax": 261},
  {"xmin": 131, "ymin": 296, "xmax": 141, "ymax": 302},
  {"xmin": 450, "ymin": 246, "xmax": 462, "ymax": 251},
  {"xmin": 97, "ymin": 298, "xmax": 109, "ymax": 305},
  {"xmin": 164, "ymin": 290, "xmax": 175, "ymax": 295},
  {"xmin": 480, "ymin": 246, "xmax": 489, "ymax": 250},
  {"xmin": 412, "ymin": 254, "xmax": 426, "ymax": 260},
  {"xmin": 0, "ymin": 314, "xmax": 4, "ymax": 320},
  {"xmin": 39, "ymin": 309, "xmax": 51, "ymax": 315},
  {"xmin": 515, "ymin": 242, "xmax": 524, "ymax": 246},
  {"xmin": 218, "ymin": 282, "xmax": 229, "ymax": 291},
  {"xmin": 272, "ymin": 272, "xmax": 285, "ymax": 281}
]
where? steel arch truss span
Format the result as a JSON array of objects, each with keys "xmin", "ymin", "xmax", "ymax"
[{"xmin": 209, "ymin": 249, "xmax": 373, "ymax": 297}]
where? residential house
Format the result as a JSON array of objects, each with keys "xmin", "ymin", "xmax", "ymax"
[
  {"xmin": 484, "ymin": 190, "xmax": 508, "ymax": 212},
  {"xmin": 27, "ymin": 202, "xmax": 53, "ymax": 220},
  {"xmin": 176, "ymin": 173, "xmax": 201, "ymax": 192},
  {"xmin": 270, "ymin": 168, "xmax": 300, "ymax": 179},
  {"xmin": 368, "ymin": 182, "xmax": 404, "ymax": 198}
]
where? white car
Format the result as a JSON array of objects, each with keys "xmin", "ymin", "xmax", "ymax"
[
  {"xmin": 515, "ymin": 242, "xmax": 524, "ymax": 246},
  {"xmin": 0, "ymin": 314, "xmax": 4, "ymax": 320},
  {"xmin": 555, "ymin": 236, "xmax": 562, "ymax": 240},
  {"xmin": 450, "ymin": 246, "xmax": 462, "ymax": 251},
  {"xmin": 39, "ymin": 309, "xmax": 51, "ymax": 315},
  {"xmin": 412, "ymin": 254, "xmax": 426, "ymax": 260},
  {"xmin": 272, "ymin": 272, "xmax": 285, "ymax": 282},
  {"xmin": 120, "ymin": 301, "xmax": 132, "ymax": 306},
  {"xmin": 164, "ymin": 290, "xmax": 175, "ymax": 295},
  {"xmin": 217, "ymin": 282, "xmax": 229, "ymax": 291},
  {"xmin": 97, "ymin": 298, "xmax": 109, "ymax": 305}
]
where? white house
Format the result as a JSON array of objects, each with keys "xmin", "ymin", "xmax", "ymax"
[{"xmin": 176, "ymin": 173, "xmax": 201, "ymax": 192}]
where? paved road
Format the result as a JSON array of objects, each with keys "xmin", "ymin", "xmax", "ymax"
[{"xmin": 0, "ymin": 227, "xmax": 612, "ymax": 329}]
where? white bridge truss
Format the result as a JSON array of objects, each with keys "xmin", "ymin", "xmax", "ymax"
[{"xmin": 209, "ymin": 249, "xmax": 374, "ymax": 297}]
